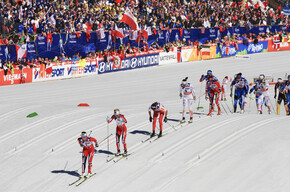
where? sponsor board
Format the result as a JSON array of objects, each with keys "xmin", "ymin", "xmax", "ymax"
[
  {"xmin": 0, "ymin": 68, "xmax": 32, "ymax": 86},
  {"xmin": 159, "ymin": 50, "xmax": 177, "ymax": 65},
  {"xmin": 98, "ymin": 53, "xmax": 159, "ymax": 74},
  {"xmin": 33, "ymin": 60, "xmax": 98, "ymax": 82}
]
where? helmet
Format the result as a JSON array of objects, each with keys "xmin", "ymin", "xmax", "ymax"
[
  {"xmin": 81, "ymin": 131, "xmax": 87, "ymax": 138},
  {"xmin": 151, "ymin": 102, "xmax": 158, "ymax": 110},
  {"xmin": 207, "ymin": 70, "xmax": 212, "ymax": 75},
  {"xmin": 114, "ymin": 109, "xmax": 120, "ymax": 116},
  {"xmin": 277, "ymin": 78, "xmax": 283, "ymax": 83},
  {"xmin": 259, "ymin": 74, "xmax": 265, "ymax": 80}
]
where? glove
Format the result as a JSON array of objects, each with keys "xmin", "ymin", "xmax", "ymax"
[
  {"xmin": 205, "ymin": 95, "xmax": 208, "ymax": 100},
  {"xmin": 149, "ymin": 116, "xmax": 153, "ymax": 122},
  {"xmin": 201, "ymin": 74, "xmax": 204, "ymax": 79},
  {"xmin": 230, "ymin": 93, "xmax": 233, "ymax": 98},
  {"xmin": 106, "ymin": 116, "xmax": 110, "ymax": 123},
  {"xmin": 95, "ymin": 142, "xmax": 99, "ymax": 148},
  {"xmin": 274, "ymin": 94, "xmax": 277, "ymax": 99},
  {"xmin": 218, "ymin": 88, "xmax": 222, "ymax": 93},
  {"xmin": 193, "ymin": 96, "xmax": 196, "ymax": 101},
  {"xmin": 164, "ymin": 116, "xmax": 167, "ymax": 123},
  {"xmin": 179, "ymin": 93, "xmax": 182, "ymax": 99}
]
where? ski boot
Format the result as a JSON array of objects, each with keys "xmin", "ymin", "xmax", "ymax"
[
  {"xmin": 217, "ymin": 105, "xmax": 221, "ymax": 115},
  {"xmin": 116, "ymin": 150, "xmax": 121, "ymax": 156},
  {"xmin": 158, "ymin": 131, "xmax": 162, "ymax": 138},
  {"xmin": 150, "ymin": 131, "xmax": 156, "ymax": 138},
  {"xmin": 124, "ymin": 150, "xmax": 127, "ymax": 155},
  {"xmin": 80, "ymin": 172, "xmax": 85, "ymax": 178},
  {"xmin": 188, "ymin": 117, "xmax": 193, "ymax": 123},
  {"xmin": 180, "ymin": 117, "xmax": 186, "ymax": 123}
]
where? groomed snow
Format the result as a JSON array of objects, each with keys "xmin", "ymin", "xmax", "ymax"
[{"xmin": 0, "ymin": 51, "xmax": 289, "ymax": 192}]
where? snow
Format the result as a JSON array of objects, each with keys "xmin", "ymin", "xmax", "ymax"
[{"xmin": 0, "ymin": 51, "xmax": 289, "ymax": 192}]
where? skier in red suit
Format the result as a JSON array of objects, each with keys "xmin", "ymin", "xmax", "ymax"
[
  {"xmin": 148, "ymin": 102, "xmax": 168, "ymax": 138},
  {"xmin": 107, "ymin": 109, "xmax": 128, "ymax": 155},
  {"xmin": 206, "ymin": 77, "xmax": 222, "ymax": 116},
  {"xmin": 77, "ymin": 131, "xmax": 98, "ymax": 177}
]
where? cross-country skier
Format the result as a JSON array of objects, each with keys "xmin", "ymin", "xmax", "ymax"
[
  {"xmin": 200, "ymin": 70, "xmax": 219, "ymax": 101},
  {"xmin": 249, "ymin": 74, "xmax": 271, "ymax": 114},
  {"xmin": 200, "ymin": 70, "xmax": 219, "ymax": 83},
  {"xmin": 107, "ymin": 109, "xmax": 128, "ymax": 155},
  {"xmin": 282, "ymin": 75, "xmax": 290, "ymax": 115},
  {"xmin": 230, "ymin": 73, "xmax": 249, "ymax": 113},
  {"xmin": 179, "ymin": 77, "xmax": 196, "ymax": 123},
  {"xmin": 274, "ymin": 78, "xmax": 289, "ymax": 115},
  {"xmin": 206, "ymin": 77, "xmax": 222, "ymax": 116},
  {"xmin": 148, "ymin": 102, "xmax": 168, "ymax": 138},
  {"xmin": 221, "ymin": 76, "xmax": 229, "ymax": 101},
  {"xmin": 77, "ymin": 131, "xmax": 98, "ymax": 178}
]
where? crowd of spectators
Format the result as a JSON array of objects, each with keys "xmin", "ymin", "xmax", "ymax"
[
  {"xmin": 0, "ymin": 0, "xmax": 290, "ymax": 73},
  {"xmin": 0, "ymin": 0, "xmax": 289, "ymax": 45}
]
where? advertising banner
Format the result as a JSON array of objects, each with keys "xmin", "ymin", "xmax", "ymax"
[
  {"xmin": 98, "ymin": 53, "xmax": 159, "ymax": 74},
  {"xmin": 159, "ymin": 49, "xmax": 177, "ymax": 65},
  {"xmin": 0, "ymin": 67, "xmax": 32, "ymax": 86}
]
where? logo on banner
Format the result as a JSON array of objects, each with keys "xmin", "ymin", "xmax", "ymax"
[
  {"xmin": 37, "ymin": 35, "xmax": 46, "ymax": 45},
  {"xmin": 184, "ymin": 29, "xmax": 190, "ymax": 39},
  {"xmin": 158, "ymin": 31, "xmax": 164, "ymax": 39},
  {"xmin": 69, "ymin": 34, "xmax": 77, "ymax": 44},
  {"xmin": 209, "ymin": 28, "xmax": 216, "ymax": 37},
  {"xmin": 248, "ymin": 43, "xmax": 263, "ymax": 53},
  {"xmin": 27, "ymin": 43, "xmax": 36, "ymax": 53}
]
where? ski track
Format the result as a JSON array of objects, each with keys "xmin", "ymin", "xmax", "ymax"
[
  {"xmin": 156, "ymin": 116, "xmax": 288, "ymax": 191},
  {"xmin": 1, "ymin": 51, "xmax": 290, "ymax": 192}
]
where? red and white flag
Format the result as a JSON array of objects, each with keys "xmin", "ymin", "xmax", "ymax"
[
  {"xmin": 16, "ymin": 44, "xmax": 27, "ymax": 59},
  {"xmin": 129, "ymin": 30, "xmax": 138, "ymax": 40},
  {"xmin": 97, "ymin": 29, "xmax": 105, "ymax": 39},
  {"xmin": 114, "ymin": 26, "xmax": 124, "ymax": 38},
  {"xmin": 121, "ymin": 8, "xmax": 139, "ymax": 30}
]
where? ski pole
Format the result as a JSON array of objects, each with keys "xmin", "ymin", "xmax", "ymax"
[
  {"xmin": 220, "ymin": 102, "xmax": 228, "ymax": 115},
  {"xmin": 197, "ymin": 81, "xmax": 203, "ymax": 110},
  {"xmin": 166, "ymin": 122, "xmax": 177, "ymax": 131},
  {"xmin": 106, "ymin": 117, "xmax": 110, "ymax": 156},
  {"xmin": 99, "ymin": 133, "xmax": 113, "ymax": 145}
]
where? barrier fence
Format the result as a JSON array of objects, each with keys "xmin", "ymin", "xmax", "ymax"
[{"xmin": 1, "ymin": 37, "xmax": 290, "ymax": 86}]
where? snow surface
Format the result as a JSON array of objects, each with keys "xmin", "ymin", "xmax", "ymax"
[{"xmin": 0, "ymin": 51, "xmax": 289, "ymax": 192}]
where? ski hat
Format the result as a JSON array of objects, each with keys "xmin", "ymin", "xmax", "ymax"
[
  {"xmin": 237, "ymin": 73, "xmax": 242, "ymax": 77},
  {"xmin": 277, "ymin": 78, "xmax": 283, "ymax": 83},
  {"xmin": 259, "ymin": 74, "xmax": 265, "ymax": 80},
  {"xmin": 225, "ymin": 76, "xmax": 228, "ymax": 79},
  {"xmin": 207, "ymin": 70, "xmax": 212, "ymax": 75},
  {"xmin": 114, "ymin": 109, "xmax": 120, "ymax": 116},
  {"xmin": 81, "ymin": 131, "xmax": 87, "ymax": 138},
  {"xmin": 182, "ymin": 77, "xmax": 188, "ymax": 85},
  {"xmin": 151, "ymin": 102, "xmax": 159, "ymax": 110}
]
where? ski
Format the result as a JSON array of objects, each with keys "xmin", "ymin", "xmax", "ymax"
[
  {"xmin": 69, "ymin": 177, "xmax": 83, "ymax": 186},
  {"xmin": 106, "ymin": 154, "xmax": 122, "ymax": 162},
  {"xmin": 113, "ymin": 153, "xmax": 132, "ymax": 163},
  {"xmin": 75, "ymin": 173, "xmax": 96, "ymax": 187},
  {"xmin": 150, "ymin": 133, "xmax": 167, "ymax": 142},
  {"xmin": 141, "ymin": 135, "xmax": 157, "ymax": 143}
]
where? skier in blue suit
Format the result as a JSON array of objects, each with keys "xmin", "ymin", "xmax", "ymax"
[{"xmin": 230, "ymin": 73, "xmax": 249, "ymax": 113}]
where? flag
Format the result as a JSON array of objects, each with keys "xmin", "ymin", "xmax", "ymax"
[
  {"xmin": 114, "ymin": 26, "xmax": 124, "ymax": 38},
  {"xmin": 16, "ymin": 44, "xmax": 27, "ymax": 59},
  {"xmin": 48, "ymin": 15, "xmax": 56, "ymax": 25},
  {"xmin": 79, "ymin": 59, "xmax": 86, "ymax": 67},
  {"xmin": 121, "ymin": 8, "xmax": 139, "ymax": 30},
  {"xmin": 97, "ymin": 29, "xmax": 105, "ymax": 39},
  {"xmin": 86, "ymin": 31, "xmax": 91, "ymax": 42},
  {"xmin": 135, "ymin": 30, "xmax": 142, "ymax": 43},
  {"xmin": 113, "ymin": 55, "xmax": 122, "ymax": 69},
  {"xmin": 129, "ymin": 31, "xmax": 138, "ymax": 40},
  {"xmin": 201, "ymin": 45, "xmax": 211, "ymax": 56},
  {"xmin": 142, "ymin": 29, "xmax": 148, "ymax": 40},
  {"xmin": 115, "ymin": 0, "xmax": 122, "ymax": 3}
]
